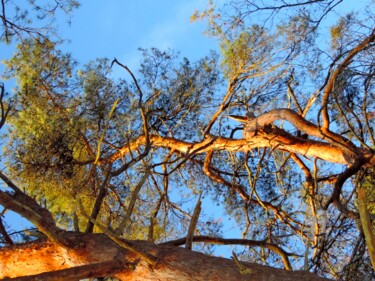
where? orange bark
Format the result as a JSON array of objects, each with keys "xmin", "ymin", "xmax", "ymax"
[
  {"xmin": 0, "ymin": 233, "xmax": 331, "ymax": 281},
  {"xmin": 93, "ymin": 108, "xmax": 375, "ymax": 167},
  {"xmin": 99, "ymin": 132, "xmax": 365, "ymax": 166}
]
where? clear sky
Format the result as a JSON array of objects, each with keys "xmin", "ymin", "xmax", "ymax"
[
  {"xmin": 60, "ymin": 0, "xmax": 218, "ymax": 70},
  {"xmin": 1, "ymin": 1, "xmax": 218, "ymax": 75}
]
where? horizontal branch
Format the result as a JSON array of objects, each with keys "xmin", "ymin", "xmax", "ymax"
[
  {"xmin": 98, "ymin": 130, "xmax": 363, "ymax": 166},
  {"xmin": 160, "ymin": 235, "xmax": 300, "ymax": 271}
]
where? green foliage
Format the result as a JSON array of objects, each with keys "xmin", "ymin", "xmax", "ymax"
[
  {"xmin": 220, "ymin": 26, "xmax": 270, "ymax": 78},
  {"xmin": 330, "ymin": 14, "xmax": 354, "ymax": 50}
]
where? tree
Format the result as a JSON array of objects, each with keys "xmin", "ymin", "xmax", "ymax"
[{"xmin": 0, "ymin": 0, "xmax": 375, "ymax": 280}]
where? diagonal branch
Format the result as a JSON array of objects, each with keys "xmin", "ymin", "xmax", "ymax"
[
  {"xmin": 204, "ymin": 78, "xmax": 238, "ymax": 136},
  {"xmin": 0, "ymin": 215, "xmax": 13, "ymax": 245},
  {"xmin": 85, "ymin": 165, "xmax": 113, "ymax": 233},
  {"xmin": 323, "ymin": 157, "xmax": 365, "ymax": 214},
  {"xmin": 0, "ymin": 173, "xmax": 67, "ymax": 245},
  {"xmin": 185, "ymin": 195, "xmax": 202, "ymax": 250}
]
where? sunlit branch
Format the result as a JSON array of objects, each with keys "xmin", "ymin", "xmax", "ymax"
[
  {"xmin": 4, "ymin": 259, "xmax": 131, "ymax": 281},
  {"xmin": 98, "ymin": 133, "xmax": 361, "ymax": 167}
]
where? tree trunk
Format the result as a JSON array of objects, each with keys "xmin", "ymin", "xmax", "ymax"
[{"xmin": 0, "ymin": 233, "xmax": 331, "ymax": 281}]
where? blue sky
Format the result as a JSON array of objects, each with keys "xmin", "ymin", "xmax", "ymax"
[
  {"xmin": 1, "ymin": 1, "xmax": 218, "ymax": 75},
  {"xmin": 60, "ymin": 0, "xmax": 218, "ymax": 69}
]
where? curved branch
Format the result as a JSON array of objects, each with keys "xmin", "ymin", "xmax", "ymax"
[
  {"xmin": 203, "ymin": 150, "xmax": 249, "ymax": 201},
  {"xmin": 242, "ymin": 108, "xmax": 356, "ymax": 152},
  {"xmin": 204, "ymin": 78, "xmax": 238, "ymax": 136},
  {"xmin": 160, "ymin": 235, "xmax": 299, "ymax": 271},
  {"xmin": 323, "ymin": 157, "xmax": 366, "ymax": 218},
  {"xmin": 111, "ymin": 58, "xmax": 151, "ymax": 164},
  {"xmin": 321, "ymin": 30, "xmax": 375, "ymax": 130}
]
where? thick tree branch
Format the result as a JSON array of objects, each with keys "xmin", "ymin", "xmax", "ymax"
[
  {"xmin": 98, "ymin": 131, "xmax": 366, "ymax": 167},
  {"xmin": 241, "ymin": 108, "xmax": 356, "ymax": 152},
  {"xmin": 0, "ymin": 234, "xmax": 332, "ymax": 281}
]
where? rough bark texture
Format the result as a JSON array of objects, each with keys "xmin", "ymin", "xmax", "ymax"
[{"xmin": 0, "ymin": 233, "xmax": 331, "ymax": 281}]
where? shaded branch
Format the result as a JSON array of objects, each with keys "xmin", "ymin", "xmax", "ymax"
[
  {"xmin": 0, "ymin": 83, "xmax": 11, "ymax": 130},
  {"xmin": 115, "ymin": 168, "xmax": 150, "ymax": 235},
  {"xmin": 323, "ymin": 157, "xmax": 366, "ymax": 215},
  {"xmin": 0, "ymin": 172, "xmax": 67, "ymax": 245},
  {"xmin": 203, "ymin": 78, "xmax": 238, "ymax": 136},
  {"xmin": 161, "ymin": 235, "xmax": 299, "ymax": 271},
  {"xmin": 0, "ymin": 216, "xmax": 13, "ymax": 245},
  {"xmin": 79, "ymin": 202, "xmax": 158, "ymax": 267},
  {"xmin": 85, "ymin": 166, "xmax": 113, "ymax": 233}
]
